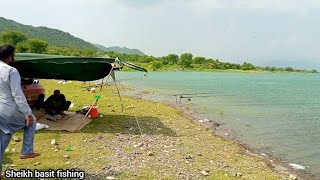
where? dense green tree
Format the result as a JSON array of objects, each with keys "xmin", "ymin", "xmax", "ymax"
[
  {"xmin": 0, "ymin": 30, "xmax": 27, "ymax": 45},
  {"xmin": 16, "ymin": 42, "xmax": 29, "ymax": 53},
  {"xmin": 284, "ymin": 67, "xmax": 293, "ymax": 72},
  {"xmin": 179, "ymin": 53, "xmax": 193, "ymax": 68},
  {"xmin": 193, "ymin": 56, "xmax": 206, "ymax": 64},
  {"xmin": 270, "ymin": 66, "xmax": 276, "ymax": 72},
  {"xmin": 163, "ymin": 54, "xmax": 179, "ymax": 65},
  {"xmin": 27, "ymin": 39, "xmax": 48, "ymax": 53},
  {"xmin": 241, "ymin": 62, "xmax": 256, "ymax": 70},
  {"xmin": 151, "ymin": 61, "xmax": 162, "ymax": 70}
]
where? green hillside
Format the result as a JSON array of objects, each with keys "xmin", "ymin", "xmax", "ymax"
[
  {"xmin": 0, "ymin": 17, "xmax": 98, "ymax": 50},
  {"xmin": 93, "ymin": 44, "xmax": 145, "ymax": 55}
]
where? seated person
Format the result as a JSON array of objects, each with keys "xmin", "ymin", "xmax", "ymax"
[
  {"xmin": 43, "ymin": 90, "xmax": 71, "ymax": 120},
  {"xmin": 30, "ymin": 94, "xmax": 45, "ymax": 110}
]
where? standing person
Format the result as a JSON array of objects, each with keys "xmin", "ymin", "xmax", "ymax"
[{"xmin": 0, "ymin": 45, "xmax": 40, "ymax": 177}]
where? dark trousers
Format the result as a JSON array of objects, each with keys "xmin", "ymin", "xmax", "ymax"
[{"xmin": 45, "ymin": 101, "xmax": 71, "ymax": 115}]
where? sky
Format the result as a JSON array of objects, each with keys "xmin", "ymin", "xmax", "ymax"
[{"xmin": 2, "ymin": 0, "xmax": 320, "ymax": 67}]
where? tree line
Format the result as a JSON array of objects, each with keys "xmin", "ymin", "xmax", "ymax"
[
  {"xmin": 0, "ymin": 30, "xmax": 97, "ymax": 57},
  {"xmin": 107, "ymin": 51, "xmax": 318, "ymax": 73},
  {"xmin": 0, "ymin": 30, "xmax": 317, "ymax": 73}
]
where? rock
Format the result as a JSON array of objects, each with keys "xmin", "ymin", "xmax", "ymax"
[
  {"xmin": 230, "ymin": 169, "xmax": 237, "ymax": 177},
  {"xmin": 224, "ymin": 133, "xmax": 229, "ymax": 136},
  {"xmin": 65, "ymin": 162, "xmax": 71, "ymax": 165},
  {"xmin": 289, "ymin": 174, "xmax": 297, "ymax": 180},
  {"xmin": 200, "ymin": 170, "xmax": 209, "ymax": 176},
  {"xmin": 13, "ymin": 136, "xmax": 20, "ymax": 142},
  {"xmin": 11, "ymin": 148, "xmax": 16, "ymax": 152},
  {"xmin": 9, "ymin": 164, "xmax": 17, "ymax": 167},
  {"xmin": 54, "ymin": 149, "xmax": 59, "ymax": 152},
  {"xmin": 236, "ymin": 172, "xmax": 242, "ymax": 177},
  {"xmin": 186, "ymin": 155, "xmax": 193, "ymax": 159},
  {"xmin": 63, "ymin": 155, "xmax": 70, "ymax": 159},
  {"xmin": 106, "ymin": 176, "xmax": 115, "ymax": 180},
  {"xmin": 148, "ymin": 151, "xmax": 154, "ymax": 156},
  {"xmin": 34, "ymin": 162, "xmax": 41, "ymax": 166},
  {"xmin": 212, "ymin": 122, "xmax": 220, "ymax": 127},
  {"xmin": 289, "ymin": 163, "xmax": 305, "ymax": 170},
  {"xmin": 203, "ymin": 119, "xmax": 209, "ymax": 122},
  {"xmin": 197, "ymin": 153, "xmax": 202, "ymax": 156},
  {"xmin": 5, "ymin": 148, "xmax": 9, "ymax": 153},
  {"xmin": 198, "ymin": 120, "xmax": 204, "ymax": 123},
  {"xmin": 156, "ymin": 128, "xmax": 162, "ymax": 131},
  {"xmin": 51, "ymin": 139, "xmax": 57, "ymax": 145},
  {"xmin": 133, "ymin": 143, "xmax": 144, "ymax": 148}
]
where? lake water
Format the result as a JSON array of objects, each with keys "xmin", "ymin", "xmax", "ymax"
[{"xmin": 115, "ymin": 72, "xmax": 320, "ymax": 176}]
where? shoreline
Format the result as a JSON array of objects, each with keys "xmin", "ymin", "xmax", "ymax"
[{"xmin": 126, "ymin": 89, "xmax": 318, "ymax": 180}]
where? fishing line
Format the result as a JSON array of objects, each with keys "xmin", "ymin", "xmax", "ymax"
[{"xmin": 116, "ymin": 60, "xmax": 146, "ymax": 139}]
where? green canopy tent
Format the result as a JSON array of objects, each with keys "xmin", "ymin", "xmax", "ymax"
[{"xmin": 13, "ymin": 53, "xmax": 118, "ymax": 81}]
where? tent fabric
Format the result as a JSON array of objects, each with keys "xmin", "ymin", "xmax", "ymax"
[{"xmin": 13, "ymin": 53, "xmax": 115, "ymax": 81}]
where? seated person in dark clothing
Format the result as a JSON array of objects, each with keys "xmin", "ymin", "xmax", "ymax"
[
  {"xmin": 31, "ymin": 94, "xmax": 45, "ymax": 110},
  {"xmin": 44, "ymin": 90, "xmax": 71, "ymax": 118}
]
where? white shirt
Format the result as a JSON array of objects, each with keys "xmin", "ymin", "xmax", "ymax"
[{"xmin": 0, "ymin": 61, "xmax": 32, "ymax": 134}]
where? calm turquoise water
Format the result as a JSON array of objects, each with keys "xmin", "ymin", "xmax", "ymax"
[{"xmin": 115, "ymin": 72, "xmax": 320, "ymax": 176}]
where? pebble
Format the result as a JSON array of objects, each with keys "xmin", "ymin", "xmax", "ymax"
[
  {"xmin": 51, "ymin": 139, "xmax": 57, "ymax": 145},
  {"xmin": 203, "ymin": 119, "xmax": 209, "ymax": 122},
  {"xmin": 148, "ymin": 151, "xmax": 155, "ymax": 156},
  {"xmin": 9, "ymin": 164, "xmax": 17, "ymax": 167},
  {"xmin": 11, "ymin": 148, "xmax": 16, "ymax": 152},
  {"xmin": 63, "ymin": 155, "xmax": 70, "ymax": 159},
  {"xmin": 34, "ymin": 162, "xmax": 41, "ymax": 166},
  {"xmin": 289, "ymin": 163, "xmax": 305, "ymax": 170},
  {"xmin": 106, "ymin": 176, "xmax": 115, "ymax": 180},
  {"xmin": 65, "ymin": 162, "xmax": 71, "ymax": 165},
  {"xmin": 198, "ymin": 120, "xmax": 204, "ymax": 123},
  {"xmin": 289, "ymin": 174, "xmax": 297, "ymax": 180},
  {"xmin": 5, "ymin": 148, "xmax": 9, "ymax": 153},
  {"xmin": 200, "ymin": 170, "xmax": 209, "ymax": 176},
  {"xmin": 133, "ymin": 143, "xmax": 144, "ymax": 148},
  {"xmin": 13, "ymin": 136, "xmax": 20, "ymax": 142}
]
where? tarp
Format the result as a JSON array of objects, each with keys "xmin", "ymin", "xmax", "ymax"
[{"xmin": 13, "ymin": 53, "xmax": 115, "ymax": 81}]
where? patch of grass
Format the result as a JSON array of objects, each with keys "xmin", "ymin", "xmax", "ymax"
[{"xmin": 2, "ymin": 80, "xmax": 288, "ymax": 179}]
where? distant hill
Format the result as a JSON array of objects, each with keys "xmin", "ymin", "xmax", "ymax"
[
  {"xmin": 0, "ymin": 17, "xmax": 98, "ymax": 50},
  {"xmin": 93, "ymin": 44, "xmax": 145, "ymax": 55}
]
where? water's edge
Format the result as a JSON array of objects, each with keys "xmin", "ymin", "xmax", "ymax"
[{"xmin": 122, "ymin": 87, "xmax": 318, "ymax": 180}]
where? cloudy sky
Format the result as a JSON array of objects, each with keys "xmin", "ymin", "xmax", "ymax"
[{"xmin": 2, "ymin": 0, "xmax": 320, "ymax": 66}]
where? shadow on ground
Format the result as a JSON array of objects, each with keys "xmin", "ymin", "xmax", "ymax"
[{"xmin": 36, "ymin": 113, "xmax": 177, "ymax": 137}]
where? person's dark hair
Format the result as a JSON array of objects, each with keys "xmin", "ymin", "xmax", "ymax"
[
  {"xmin": 54, "ymin": 90, "xmax": 60, "ymax": 94},
  {"xmin": 0, "ymin": 44, "xmax": 15, "ymax": 61}
]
